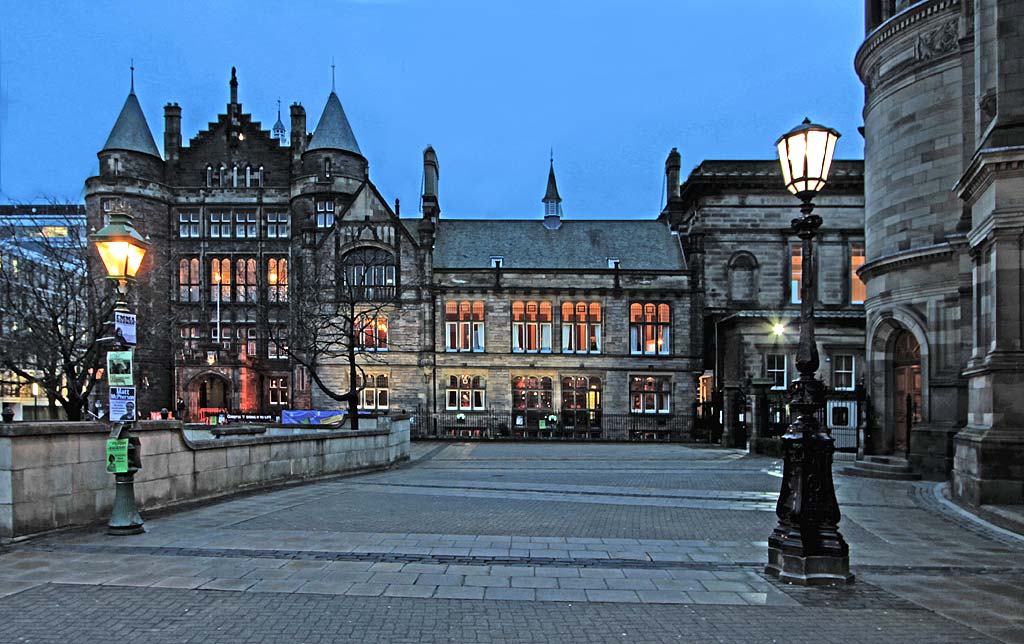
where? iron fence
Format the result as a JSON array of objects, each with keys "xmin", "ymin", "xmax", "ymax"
[{"xmin": 411, "ymin": 409, "xmax": 693, "ymax": 442}]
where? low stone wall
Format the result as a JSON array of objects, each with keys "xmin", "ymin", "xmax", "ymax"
[{"xmin": 0, "ymin": 416, "xmax": 410, "ymax": 539}]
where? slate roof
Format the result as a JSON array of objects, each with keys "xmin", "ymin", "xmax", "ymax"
[
  {"xmin": 101, "ymin": 92, "xmax": 161, "ymax": 158},
  {"xmin": 433, "ymin": 219, "xmax": 684, "ymax": 270},
  {"xmin": 307, "ymin": 91, "xmax": 361, "ymax": 155},
  {"xmin": 543, "ymin": 162, "xmax": 561, "ymax": 202}
]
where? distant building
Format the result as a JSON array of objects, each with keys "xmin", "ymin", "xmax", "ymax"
[{"xmin": 0, "ymin": 204, "xmax": 87, "ymax": 420}]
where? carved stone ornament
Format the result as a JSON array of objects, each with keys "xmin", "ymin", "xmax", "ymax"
[{"xmin": 916, "ymin": 19, "xmax": 959, "ymax": 61}]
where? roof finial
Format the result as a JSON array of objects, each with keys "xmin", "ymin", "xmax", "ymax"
[
  {"xmin": 277, "ymin": 97, "xmax": 282, "ymax": 118},
  {"xmin": 130, "ymin": 58, "xmax": 135, "ymax": 94},
  {"xmin": 331, "ymin": 57, "xmax": 336, "ymax": 93},
  {"xmin": 550, "ymin": 147, "xmax": 554, "ymax": 165}
]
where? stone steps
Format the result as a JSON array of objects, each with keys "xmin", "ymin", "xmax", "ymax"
[{"xmin": 842, "ymin": 455, "xmax": 921, "ymax": 481}]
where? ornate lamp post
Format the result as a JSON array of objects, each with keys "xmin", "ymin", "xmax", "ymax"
[
  {"xmin": 765, "ymin": 118, "xmax": 853, "ymax": 585},
  {"xmin": 90, "ymin": 201, "xmax": 149, "ymax": 535}
]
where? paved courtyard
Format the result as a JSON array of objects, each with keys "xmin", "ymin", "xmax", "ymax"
[{"xmin": 2, "ymin": 441, "xmax": 1023, "ymax": 643}]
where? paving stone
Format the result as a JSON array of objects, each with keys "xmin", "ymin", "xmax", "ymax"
[
  {"xmin": 198, "ymin": 578, "xmax": 258, "ymax": 592},
  {"xmin": 248, "ymin": 579, "xmax": 304, "ymax": 593},
  {"xmin": 464, "ymin": 575, "xmax": 510, "ymax": 588},
  {"xmin": 687, "ymin": 591, "xmax": 747, "ymax": 605},
  {"xmin": 484, "ymin": 587, "xmax": 536, "ymax": 601},
  {"xmin": 606, "ymin": 578, "xmax": 658, "ymax": 591},
  {"xmin": 701, "ymin": 580, "xmax": 754, "ymax": 593},
  {"xmin": 414, "ymin": 573, "xmax": 464, "ymax": 586},
  {"xmin": 536, "ymin": 588, "xmax": 589, "ymax": 602},
  {"xmin": 293, "ymin": 580, "xmax": 354, "ymax": 595},
  {"xmin": 368, "ymin": 572, "xmax": 419, "ymax": 585},
  {"xmin": 585, "ymin": 589, "xmax": 642, "ymax": 603},
  {"xmin": 149, "ymin": 576, "xmax": 214, "ymax": 589},
  {"xmin": 433, "ymin": 586, "xmax": 486, "ymax": 600},
  {"xmin": 558, "ymin": 577, "xmax": 608, "ymax": 590},
  {"xmin": 400, "ymin": 563, "xmax": 448, "ymax": 574},
  {"xmin": 343, "ymin": 583, "xmax": 387, "ymax": 597},
  {"xmin": 511, "ymin": 576, "xmax": 559, "ymax": 589},
  {"xmin": 637, "ymin": 590, "xmax": 693, "ymax": 604},
  {"xmin": 384, "ymin": 584, "xmax": 437, "ymax": 598}
]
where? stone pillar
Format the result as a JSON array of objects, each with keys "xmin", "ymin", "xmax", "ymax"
[
  {"xmin": 721, "ymin": 385, "xmax": 741, "ymax": 448},
  {"xmin": 953, "ymin": 146, "xmax": 1024, "ymax": 506},
  {"xmin": 749, "ymin": 377, "xmax": 774, "ymax": 449}
]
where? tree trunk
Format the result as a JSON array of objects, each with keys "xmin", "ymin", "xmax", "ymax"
[{"xmin": 348, "ymin": 341, "xmax": 359, "ymax": 431}]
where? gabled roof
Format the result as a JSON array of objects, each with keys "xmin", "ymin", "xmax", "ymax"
[
  {"xmin": 101, "ymin": 92, "xmax": 161, "ymax": 158},
  {"xmin": 433, "ymin": 219, "xmax": 684, "ymax": 270},
  {"xmin": 307, "ymin": 91, "xmax": 361, "ymax": 155}
]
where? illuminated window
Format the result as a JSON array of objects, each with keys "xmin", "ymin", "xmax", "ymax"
[
  {"xmin": 791, "ymin": 244, "xmax": 802, "ymax": 304},
  {"xmin": 445, "ymin": 301, "xmax": 485, "ymax": 352},
  {"xmin": 851, "ymin": 243, "xmax": 866, "ymax": 304},
  {"xmin": 561, "ymin": 376, "xmax": 602, "ymax": 426},
  {"xmin": 446, "ymin": 375, "xmax": 486, "ymax": 411},
  {"xmin": 178, "ymin": 325, "xmax": 199, "ymax": 353},
  {"xmin": 267, "ymin": 258, "xmax": 288, "ymax": 302},
  {"xmin": 512, "ymin": 301, "xmax": 552, "ymax": 353},
  {"xmin": 629, "ymin": 303, "xmax": 670, "ymax": 355},
  {"xmin": 210, "ymin": 258, "xmax": 231, "ymax": 302},
  {"xmin": 630, "ymin": 375, "xmax": 671, "ymax": 414},
  {"xmin": 562, "ymin": 302, "xmax": 601, "ymax": 354},
  {"xmin": 357, "ymin": 315, "xmax": 389, "ymax": 351}
]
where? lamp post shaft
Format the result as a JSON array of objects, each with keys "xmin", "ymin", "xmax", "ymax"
[
  {"xmin": 765, "ymin": 201, "xmax": 852, "ymax": 585},
  {"xmin": 107, "ymin": 286, "xmax": 144, "ymax": 536}
]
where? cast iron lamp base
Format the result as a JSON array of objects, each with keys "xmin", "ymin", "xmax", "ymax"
[{"xmin": 108, "ymin": 473, "xmax": 145, "ymax": 536}]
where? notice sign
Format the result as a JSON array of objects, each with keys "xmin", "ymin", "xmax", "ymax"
[
  {"xmin": 107, "ymin": 350, "xmax": 133, "ymax": 386},
  {"xmin": 106, "ymin": 438, "xmax": 129, "ymax": 473},
  {"xmin": 109, "ymin": 386, "xmax": 137, "ymax": 421},
  {"xmin": 114, "ymin": 312, "xmax": 137, "ymax": 345}
]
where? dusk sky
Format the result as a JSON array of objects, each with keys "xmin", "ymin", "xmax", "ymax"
[{"xmin": 0, "ymin": 1, "xmax": 865, "ymax": 218}]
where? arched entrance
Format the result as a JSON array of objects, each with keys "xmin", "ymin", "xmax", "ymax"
[
  {"xmin": 188, "ymin": 373, "xmax": 231, "ymax": 422},
  {"xmin": 892, "ymin": 330, "xmax": 921, "ymax": 454}
]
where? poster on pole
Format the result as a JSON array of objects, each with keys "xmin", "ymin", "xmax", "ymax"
[
  {"xmin": 106, "ymin": 438, "xmax": 129, "ymax": 473},
  {"xmin": 109, "ymin": 386, "xmax": 137, "ymax": 421},
  {"xmin": 107, "ymin": 350, "xmax": 133, "ymax": 386},
  {"xmin": 114, "ymin": 312, "xmax": 137, "ymax": 345}
]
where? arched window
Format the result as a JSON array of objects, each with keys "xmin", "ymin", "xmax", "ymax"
[
  {"xmin": 512, "ymin": 301, "xmax": 552, "ymax": 353},
  {"xmin": 232, "ymin": 164, "xmax": 239, "ymax": 188},
  {"xmin": 211, "ymin": 258, "xmax": 231, "ymax": 302},
  {"xmin": 235, "ymin": 258, "xmax": 257, "ymax": 302},
  {"xmin": 218, "ymin": 165, "xmax": 227, "ymax": 187},
  {"xmin": 728, "ymin": 253, "xmax": 758, "ymax": 303},
  {"xmin": 340, "ymin": 247, "xmax": 396, "ymax": 300},
  {"xmin": 178, "ymin": 258, "xmax": 200, "ymax": 302},
  {"xmin": 205, "ymin": 165, "xmax": 213, "ymax": 187},
  {"xmin": 562, "ymin": 302, "xmax": 601, "ymax": 353},
  {"xmin": 446, "ymin": 375, "xmax": 486, "ymax": 410},
  {"xmin": 267, "ymin": 258, "xmax": 288, "ymax": 302}
]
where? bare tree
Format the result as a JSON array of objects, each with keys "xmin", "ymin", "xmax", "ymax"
[
  {"xmin": 269, "ymin": 245, "xmax": 413, "ymax": 431},
  {"xmin": 0, "ymin": 205, "xmax": 112, "ymax": 420}
]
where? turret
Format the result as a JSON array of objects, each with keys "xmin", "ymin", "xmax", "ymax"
[
  {"xmin": 303, "ymin": 90, "xmax": 367, "ymax": 180},
  {"xmin": 163, "ymin": 103, "xmax": 181, "ymax": 163},
  {"xmin": 272, "ymin": 99, "xmax": 287, "ymax": 145},
  {"xmin": 98, "ymin": 72, "xmax": 163, "ymax": 181}
]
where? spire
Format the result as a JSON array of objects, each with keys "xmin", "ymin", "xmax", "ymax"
[
  {"xmin": 307, "ymin": 91, "xmax": 361, "ymax": 155},
  {"xmin": 102, "ymin": 84, "xmax": 161, "ymax": 158},
  {"xmin": 272, "ymin": 98, "xmax": 286, "ymax": 142},
  {"xmin": 542, "ymin": 154, "xmax": 562, "ymax": 229}
]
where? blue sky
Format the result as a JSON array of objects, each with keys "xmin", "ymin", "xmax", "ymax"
[{"xmin": 0, "ymin": 1, "xmax": 865, "ymax": 218}]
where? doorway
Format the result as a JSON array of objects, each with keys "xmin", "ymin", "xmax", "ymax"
[
  {"xmin": 892, "ymin": 330, "xmax": 921, "ymax": 454},
  {"xmin": 188, "ymin": 373, "xmax": 231, "ymax": 422}
]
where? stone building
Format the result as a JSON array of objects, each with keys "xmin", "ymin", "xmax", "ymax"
[
  {"xmin": 663, "ymin": 157, "xmax": 867, "ymax": 447},
  {"xmin": 85, "ymin": 69, "xmax": 699, "ymax": 431},
  {"xmin": 856, "ymin": 0, "xmax": 1024, "ymax": 504}
]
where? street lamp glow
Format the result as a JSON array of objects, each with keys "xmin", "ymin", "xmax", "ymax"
[
  {"xmin": 776, "ymin": 118, "xmax": 840, "ymax": 200},
  {"xmin": 90, "ymin": 203, "xmax": 149, "ymax": 281},
  {"xmin": 772, "ymin": 323, "xmax": 786, "ymax": 336}
]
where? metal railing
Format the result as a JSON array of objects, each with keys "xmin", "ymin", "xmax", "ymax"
[{"xmin": 411, "ymin": 409, "xmax": 692, "ymax": 442}]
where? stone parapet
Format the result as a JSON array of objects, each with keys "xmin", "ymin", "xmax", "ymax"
[{"xmin": 0, "ymin": 417, "xmax": 410, "ymax": 540}]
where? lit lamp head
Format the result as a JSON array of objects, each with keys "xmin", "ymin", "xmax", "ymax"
[
  {"xmin": 776, "ymin": 118, "xmax": 840, "ymax": 204},
  {"xmin": 90, "ymin": 201, "xmax": 149, "ymax": 284}
]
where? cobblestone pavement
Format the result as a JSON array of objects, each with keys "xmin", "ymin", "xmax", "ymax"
[{"xmin": 1, "ymin": 441, "xmax": 1022, "ymax": 643}]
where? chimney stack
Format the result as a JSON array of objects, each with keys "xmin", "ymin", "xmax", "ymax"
[
  {"xmin": 422, "ymin": 145, "xmax": 440, "ymax": 221},
  {"xmin": 666, "ymin": 148, "xmax": 681, "ymax": 202},
  {"xmin": 164, "ymin": 103, "xmax": 182, "ymax": 162},
  {"xmin": 290, "ymin": 103, "xmax": 307, "ymax": 160}
]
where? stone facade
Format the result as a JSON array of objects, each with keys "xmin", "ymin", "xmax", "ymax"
[
  {"xmin": 665, "ymin": 160, "xmax": 867, "ymax": 446},
  {"xmin": 857, "ymin": 0, "xmax": 1024, "ymax": 501}
]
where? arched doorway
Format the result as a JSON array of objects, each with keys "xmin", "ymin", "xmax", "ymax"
[
  {"xmin": 188, "ymin": 373, "xmax": 231, "ymax": 422},
  {"xmin": 892, "ymin": 330, "xmax": 921, "ymax": 454}
]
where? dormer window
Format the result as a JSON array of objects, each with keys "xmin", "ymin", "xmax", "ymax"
[
  {"xmin": 607, "ymin": 257, "xmax": 620, "ymax": 269},
  {"xmin": 490, "ymin": 256, "xmax": 503, "ymax": 268}
]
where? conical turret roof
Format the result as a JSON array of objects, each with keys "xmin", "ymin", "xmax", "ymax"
[
  {"xmin": 102, "ymin": 91, "xmax": 161, "ymax": 158},
  {"xmin": 307, "ymin": 91, "xmax": 361, "ymax": 155}
]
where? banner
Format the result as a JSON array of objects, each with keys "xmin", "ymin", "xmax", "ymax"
[
  {"xmin": 107, "ymin": 350, "xmax": 133, "ymax": 386},
  {"xmin": 281, "ymin": 410, "xmax": 347, "ymax": 425}
]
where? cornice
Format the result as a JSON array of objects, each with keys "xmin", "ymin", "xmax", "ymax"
[
  {"xmin": 858, "ymin": 236, "xmax": 967, "ymax": 281},
  {"xmin": 954, "ymin": 145, "xmax": 1024, "ymax": 205}
]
